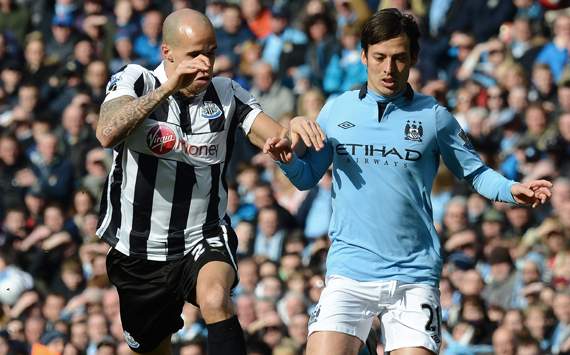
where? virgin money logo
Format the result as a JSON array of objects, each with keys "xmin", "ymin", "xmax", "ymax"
[{"xmin": 146, "ymin": 124, "xmax": 177, "ymax": 155}]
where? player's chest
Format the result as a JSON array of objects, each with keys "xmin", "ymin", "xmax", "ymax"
[
  {"xmin": 127, "ymin": 97, "xmax": 233, "ymax": 166},
  {"xmin": 154, "ymin": 96, "xmax": 231, "ymax": 135},
  {"xmin": 330, "ymin": 109, "xmax": 437, "ymax": 166}
]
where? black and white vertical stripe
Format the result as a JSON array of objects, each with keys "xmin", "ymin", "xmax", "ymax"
[{"xmin": 97, "ymin": 63, "xmax": 261, "ymax": 261}]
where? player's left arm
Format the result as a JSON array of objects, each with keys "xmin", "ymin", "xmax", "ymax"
[
  {"xmin": 231, "ymin": 79, "xmax": 324, "ymax": 161},
  {"xmin": 435, "ymin": 107, "xmax": 552, "ymax": 207},
  {"xmin": 247, "ymin": 112, "xmax": 288, "ymax": 148},
  {"xmin": 249, "ymin": 113, "xmax": 326, "ymax": 162}
]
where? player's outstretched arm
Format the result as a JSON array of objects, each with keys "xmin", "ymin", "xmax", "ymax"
[
  {"xmin": 248, "ymin": 114, "xmax": 325, "ymax": 161},
  {"xmin": 246, "ymin": 112, "xmax": 288, "ymax": 150},
  {"xmin": 436, "ymin": 106, "xmax": 553, "ymax": 207}
]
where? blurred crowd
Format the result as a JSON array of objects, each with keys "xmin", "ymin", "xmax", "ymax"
[{"xmin": 1, "ymin": 0, "xmax": 570, "ymax": 354}]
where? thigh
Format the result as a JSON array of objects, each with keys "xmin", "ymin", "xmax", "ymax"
[
  {"xmin": 195, "ymin": 261, "xmax": 236, "ymax": 308},
  {"xmin": 381, "ymin": 284, "xmax": 441, "ymax": 355},
  {"xmin": 106, "ymin": 248, "xmax": 184, "ymax": 353},
  {"xmin": 308, "ymin": 276, "xmax": 376, "ymax": 344},
  {"xmin": 306, "ymin": 330, "xmax": 362, "ymax": 355},
  {"xmin": 389, "ymin": 347, "xmax": 435, "ymax": 355},
  {"xmin": 179, "ymin": 225, "xmax": 239, "ymax": 305}
]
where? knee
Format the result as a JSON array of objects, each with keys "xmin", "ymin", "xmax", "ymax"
[{"xmin": 197, "ymin": 283, "xmax": 232, "ymax": 320}]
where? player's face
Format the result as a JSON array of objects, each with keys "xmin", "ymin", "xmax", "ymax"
[
  {"xmin": 361, "ymin": 34, "xmax": 416, "ymax": 97},
  {"xmin": 170, "ymin": 24, "xmax": 217, "ymax": 95}
]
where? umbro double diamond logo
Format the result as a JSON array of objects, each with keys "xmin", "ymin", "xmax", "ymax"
[{"xmin": 338, "ymin": 121, "xmax": 355, "ymax": 129}]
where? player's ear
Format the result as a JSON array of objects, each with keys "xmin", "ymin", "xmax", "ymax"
[
  {"xmin": 161, "ymin": 43, "xmax": 174, "ymax": 62},
  {"xmin": 361, "ymin": 48, "xmax": 368, "ymax": 67}
]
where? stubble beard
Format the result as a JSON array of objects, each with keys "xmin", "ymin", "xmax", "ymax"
[{"xmin": 179, "ymin": 80, "xmax": 210, "ymax": 98}]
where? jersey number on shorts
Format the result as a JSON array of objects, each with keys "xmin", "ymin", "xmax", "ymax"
[
  {"xmin": 191, "ymin": 243, "xmax": 205, "ymax": 261},
  {"xmin": 421, "ymin": 304, "xmax": 441, "ymax": 333},
  {"xmin": 206, "ymin": 237, "xmax": 224, "ymax": 247}
]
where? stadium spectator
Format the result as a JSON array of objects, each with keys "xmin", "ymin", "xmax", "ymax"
[
  {"xmin": 261, "ymin": 5, "xmax": 307, "ymax": 74},
  {"xmin": 241, "ymin": 0, "xmax": 272, "ymax": 40},
  {"xmin": 133, "ymin": 9, "xmax": 162, "ymax": 67},
  {"xmin": 536, "ymin": 13, "xmax": 570, "ymax": 82},
  {"xmin": 323, "ymin": 24, "xmax": 367, "ymax": 95},
  {"xmin": 250, "ymin": 61, "xmax": 295, "ymax": 120},
  {"xmin": 215, "ymin": 4, "xmax": 254, "ymax": 64}
]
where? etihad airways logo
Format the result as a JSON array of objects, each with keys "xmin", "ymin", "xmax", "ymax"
[
  {"xmin": 146, "ymin": 123, "xmax": 218, "ymax": 157},
  {"xmin": 336, "ymin": 143, "xmax": 422, "ymax": 161}
]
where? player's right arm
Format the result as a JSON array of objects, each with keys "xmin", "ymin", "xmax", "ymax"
[
  {"xmin": 96, "ymin": 57, "xmax": 210, "ymax": 148},
  {"xmin": 274, "ymin": 101, "xmax": 335, "ymax": 191},
  {"xmin": 96, "ymin": 88, "xmax": 171, "ymax": 148},
  {"xmin": 276, "ymin": 145, "xmax": 333, "ymax": 190}
]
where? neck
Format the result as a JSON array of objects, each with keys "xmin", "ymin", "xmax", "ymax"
[
  {"xmin": 366, "ymin": 85, "xmax": 406, "ymax": 102},
  {"xmin": 179, "ymin": 87, "xmax": 198, "ymax": 97}
]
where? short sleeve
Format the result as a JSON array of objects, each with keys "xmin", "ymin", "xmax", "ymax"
[
  {"xmin": 435, "ymin": 106, "xmax": 484, "ymax": 180},
  {"xmin": 231, "ymin": 80, "xmax": 263, "ymax": 134},
  {"xmin": 104, "ymin": 64, "xmax": 149, "ymax": 103}
]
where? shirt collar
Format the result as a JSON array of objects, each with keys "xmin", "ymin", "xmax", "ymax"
[
  {"xmin": 358, "ymin": 82, "xmax": 414, "ymax": 102},
  {"xmin": 153, "ymin": 61, "xmax": 167, "ymax": 84}
]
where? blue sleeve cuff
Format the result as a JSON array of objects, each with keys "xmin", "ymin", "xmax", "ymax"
[
  {"xmin": 275, "ymin": 154, "xmax": 303, "ymax": 177},
  {"xmin": 469, "ymin": 167, "xmax": 518, "ymax": 204},
  {"xmin": 500, "ymin": 180, "xmax": 517, "ymax": 204}
]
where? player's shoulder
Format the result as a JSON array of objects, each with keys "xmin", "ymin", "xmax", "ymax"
[
  {"xmin": 107, "ymin": 64, "xmax": 152, "ymax": 89},
  {"xmin": 211, "ymin": 76, "xmax": 236, "ymax": 90},
  {"xmin": 323, "ymin": 90, "xmax": 360, "ymax": 111},
  {"xmin": 314, "ymin": 91, "xmax": 357, "ymax": 129},
  {"xmin": 336, "ymin": 89, "xmax": 362, "ymax": 103},
  {"xmin": 409, "ymin": 91, "xmax": 439, "ymax": 110},
  {"xmin": 113, "ymin": 63, "xmax": 150, "ymax": 77}
]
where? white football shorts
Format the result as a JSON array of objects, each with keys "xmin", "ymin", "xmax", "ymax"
[{"xmin": 308, "ymin": 275, "xmax": 442, "ymax": 354}]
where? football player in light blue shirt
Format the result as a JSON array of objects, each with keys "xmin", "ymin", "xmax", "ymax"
[{"xmin": 264, "ymin": 8, "xmax": 552, "ymax": 355}]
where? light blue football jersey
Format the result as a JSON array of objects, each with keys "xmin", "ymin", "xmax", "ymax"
[{"xmin": 278, "ymin": 85, "xmax": 516, "ymax": 285}]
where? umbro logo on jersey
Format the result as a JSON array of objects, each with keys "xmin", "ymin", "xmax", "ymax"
[
  {"xmin": 338, "ymin": 121, "xmax": 355, "ymax": 129},
  {"xmin": 147, "ymin": 123, "xmax": 177, "ymax": 154},
  {"xmin": 201, "ymin": 101, "xmax": 223, "ymax": 120},
  {"xmin": 404, "ymin": 120, "xmax": 423, "ymax": 142}
]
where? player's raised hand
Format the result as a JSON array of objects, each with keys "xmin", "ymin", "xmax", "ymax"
[
  {"xmin": 511, "ymin": 180, "xmax": 553, "ymax": 208},
  {"xmin": 162, "ymin": 55, "xmax": 211, "ymax": 94},
  {"xmin": 263, "ymin": 137, "xmax": 293, "ymax": 163},
  {"xmin": 289, "ymin": 116, "xmax": 326, "ymax": 152}
]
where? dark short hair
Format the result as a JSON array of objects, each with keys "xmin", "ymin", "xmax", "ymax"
[{"xmin": 361, "ymin": 8, "xmax": 420, "ymax": 58}]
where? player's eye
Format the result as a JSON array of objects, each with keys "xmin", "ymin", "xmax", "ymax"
[
  {"xmin": 374, "ymin": 55, "xmax": 385, "ymax": 62},
  {"xmin": 395, "ymin": 54, "xmax": 408, "ymax": 63}
]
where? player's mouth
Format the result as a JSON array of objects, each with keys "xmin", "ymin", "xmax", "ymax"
[
  {"xmin": 382, "ymin": 77, "xmax": 396, "ymax": 89},
  {"xmin": 194, "ymin": 75, "xmax": 211, "ymax": 83}
]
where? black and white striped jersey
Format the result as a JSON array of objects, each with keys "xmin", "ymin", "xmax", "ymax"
[{"xmin": 96, "ymin": 62, "xmax": 262, "ymax": 261}]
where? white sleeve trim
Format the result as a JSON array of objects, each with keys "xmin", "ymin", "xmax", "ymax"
[
  {"xmin": 103, "ymin": 90, "xmax": 137, "ymax": 103},
  {"xmin": 241, "ymin": 108, "xmax": 263, "ymax": 135}
]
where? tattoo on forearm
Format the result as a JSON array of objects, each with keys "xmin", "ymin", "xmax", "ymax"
[{"xmin": 98, "ymin": 87, "xmax": 169, "ymax": 144}]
